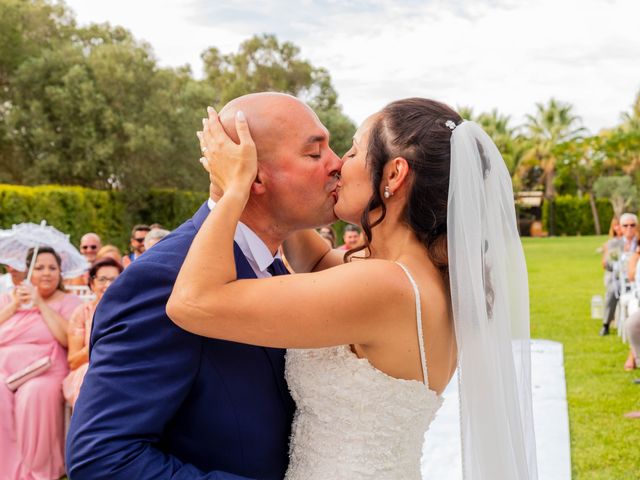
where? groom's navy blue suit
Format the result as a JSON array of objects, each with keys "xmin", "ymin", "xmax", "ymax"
[{"xmin": 66, "ymin": 202, "xmax": 295, "ymax": 479}]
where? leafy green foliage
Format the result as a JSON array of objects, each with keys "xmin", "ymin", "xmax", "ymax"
[
  {"xmin": 0, "ymin": 6, "xmax": 354, "ymax": 194},
  {"xmin": 0, "ymin": 184, "xmax": 206, "ymax": 249},
  {"xmin": 542, "ymin": 195, "xmax": 613, "ymax": 235},
  {"xmin": 593, "ymin": 176, "xmax": 638, "ymax": 219}
]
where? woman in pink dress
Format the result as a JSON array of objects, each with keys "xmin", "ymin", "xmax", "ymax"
[
  {"xmin": 63, "ymin": 258, "xmax": 122, "ymax": 407},
  {"xmin": 0, "ymin": 246, "xmax": 82, "ymax": 480}
]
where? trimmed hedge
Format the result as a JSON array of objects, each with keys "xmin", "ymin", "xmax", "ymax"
[
  {"xmin": 542, "ymin": 195, "xmax": 614, "ymax": 235},
  {"xmin": 0, "ymin": 184, "xmax": 207, "ymax": 249},
  {"xmin": 1, "ymin": 185, "xmax": 614, "ymax": 246}
]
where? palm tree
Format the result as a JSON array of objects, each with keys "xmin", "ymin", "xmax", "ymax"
[
  {"xmin": 520, "ymin": 98, "xmax": 586, "ymax": 201},
  {"xmin": 475, "ymin": 109, "xmax": 523, "ymax": 177},
  {"xmin": 456, "ymin": 106, "xmax": 475, "ymax": 121},
  {"xmin": 620, "ymin": 90, "xmax": 640, "ymax": 132}
]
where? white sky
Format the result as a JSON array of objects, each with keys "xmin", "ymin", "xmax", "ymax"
[{"xmin": 64, "ymin": 0, "xmax": 640, "ymax": 133}]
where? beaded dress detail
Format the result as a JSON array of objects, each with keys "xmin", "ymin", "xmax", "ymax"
[{"xmin": 285, "ymin": 263, "xmax": 444, "ymax": 479}]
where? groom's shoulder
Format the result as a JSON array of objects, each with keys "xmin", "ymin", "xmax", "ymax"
[{"xmin": 134, "ymin": 217, "xmax": 197, "ymax": 272}]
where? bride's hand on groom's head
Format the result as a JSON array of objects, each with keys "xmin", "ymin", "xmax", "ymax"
[
  {"xmin": 196, "ymin": 142, "xmax": 223, "ymax": 202},
  {"xmin": 198, "ymin": 106, "xmax": 258, "ymax": 197}
]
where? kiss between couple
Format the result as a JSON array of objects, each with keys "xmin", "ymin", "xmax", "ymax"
[{"xmin": 66, "ymin": 94, "xmax": 538, "ymax": 479}]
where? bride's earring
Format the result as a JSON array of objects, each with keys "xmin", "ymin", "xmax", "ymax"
[{"xmin": 383, "ymin": 186, "xmax": 393, "ymax": 199}]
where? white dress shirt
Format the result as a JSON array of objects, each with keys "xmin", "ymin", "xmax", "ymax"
[{"xmin": 207, "ymin": 199, "xmax": 281, "ymax": 278}]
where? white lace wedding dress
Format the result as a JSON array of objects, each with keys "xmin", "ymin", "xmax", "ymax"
[{"xmin": 284, "ymin": 263, "xmax": 444, "ymax": 479}]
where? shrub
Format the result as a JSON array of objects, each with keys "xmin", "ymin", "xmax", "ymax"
[
  {"xmin": 542, "ymin": 195, "xmax": 614, "ymax": 235},
  {"xmin": 0, "ymin": 184, "xmax": 207, "ymax": 250}
]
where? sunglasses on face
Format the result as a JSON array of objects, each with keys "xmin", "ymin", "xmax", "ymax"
[
  {"xmin": 622, "ymin": 224, "xmax": 637, "ymax": 228},
  {"xmin": 133, "ymin": 237, "xmax": 146, "ymax": 243},
  {"xmin": 81, "ymin": 245, "xmax": 98, "ymax": 250},
  {"xmin": 94, "ymin": 276, "xmax": 117, "ymax": 284}
]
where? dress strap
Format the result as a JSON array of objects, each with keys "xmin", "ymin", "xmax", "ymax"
[{"xmin": 395, "ymin": 262, "xmax": 429, "ymax": 388}]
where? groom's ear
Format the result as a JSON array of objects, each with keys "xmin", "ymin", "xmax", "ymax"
[{"xmin": 250, "ymin": 166, "xmax": 267, "ymax": 195}]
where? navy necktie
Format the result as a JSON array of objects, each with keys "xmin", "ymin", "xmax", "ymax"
[{"xmin": 267, "ymin": 258, "xmax": 288, "ymax": 276}]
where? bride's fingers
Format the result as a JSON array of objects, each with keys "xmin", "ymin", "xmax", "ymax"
[
  {"xmin": 196, "ymin": 131, "xmax": 207, "ymax": 154},
  {"xmin": 199, "ymin": 156, "xmax": 211, "ymax": 173},
  {"xmin": 205, "ymin": 106, "xmax": 229, "ymax": 145},
  {"xmin": 234, "ymin": 111, "xmax": 256, "ymax": 152}
]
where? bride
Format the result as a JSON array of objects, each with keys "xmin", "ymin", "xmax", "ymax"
[{"xmin": 166, "ymin": 97, "xmax": 537, "ymax": 479}]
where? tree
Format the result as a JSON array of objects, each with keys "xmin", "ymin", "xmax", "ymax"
[
  {"xmin": 519, "ymin": 98, "xmax": 586, "ymax": 200},
  {"xmin": 593, "ymin": 176, "xmax": 637, "ymax": 219},
  {"xmin": 202, "ymin": 33, "xmax": 355, "ymax": 156},
  {"xmin": 203, "ymin": 34, "xmax": 325, "ymax": 107},
  {"xmin": 620, "ymin": 90, "xmax": 640, "ymax": 132},
  {"xmin": 518, "ymin": 99, "xmax": 586, "ymax": 234},
  {"xmin": 555, "ymin": 136, "xmax": 608, "ymax": 233},
  {"xmin": 0, "ymin": 6, "xmax": 356, "ymax": 194},
  {"xmin": 475, "ymin": 109, "xmax": 524, "ymax": 177}
]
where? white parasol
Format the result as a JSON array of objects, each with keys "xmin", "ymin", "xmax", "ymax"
[{"xmin": 0, "ymin": 221, "xmax": 89, "ymax": 280}]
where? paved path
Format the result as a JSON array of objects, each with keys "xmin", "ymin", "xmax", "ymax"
[{"xmin": 421, "ymin": 339, "xmax": 571, "ymax": 479}]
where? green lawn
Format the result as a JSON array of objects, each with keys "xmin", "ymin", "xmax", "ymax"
[{"xmin": 523, "ymin": 236, "xmax": 640, "ymax": 479}]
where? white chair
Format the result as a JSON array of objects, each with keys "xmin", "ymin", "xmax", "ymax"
[
  {"xmin": 65, "ymin": 285, "xmax": 96, "ymax": 303},
  {"xmin": 616, "ymin": 254, "xmax": 634, "ymax": 339}
]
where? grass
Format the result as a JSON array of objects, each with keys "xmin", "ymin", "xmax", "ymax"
[{"xmin": 523, "ymin": 236, "xmax": 640, "ymax": 479}]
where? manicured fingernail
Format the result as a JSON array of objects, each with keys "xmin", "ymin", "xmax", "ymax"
[
  {"xmin": 207, "ymin": 106, "xmax": 215, "ymax": 114},
  {"xmin": 236, "ymin": 110, "xmax": 245, "ymax": 121},
  {"xmin": 199, "ymin": 157, "xmax": 207, "ymax": 164},
  {"xmin": 202, "ymin": 118, "xmax": 207, "ymax": 127},
  {"xmin": 196, "ymin": 131, "xmax": 202, "ymax": 139}
]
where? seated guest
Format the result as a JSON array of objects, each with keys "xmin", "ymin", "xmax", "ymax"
[
  {"xmin": 601, "ymin": 212, "xmax": 638, "ymax": 335},
  {"xmin": 144, "ymin": 228, "xmax": 170, "ymax": 251},
  {"xmin": 79, "ymin": 233, "xmax": 102, "ymax": 263},
  {"xmin": 0, "ymin": 247, "xmax": 81, "ymax": 480},
  {"xmin": 122, "ymin": 224, "xmax": 151, "ymax": 268},
  {"xmin": 318, "ymin": 226, "xmax": 336, "ymax": 248},
  {"xmin": 63, "ymin": 258, "xmax": 123, "ymax": 407},
  {"xmin": 340, "ymin": 223, "xmax": 361, "ymax": 251},
  {"xmin": 96, "ymin": 244, "xmax": 122, "ymax": 263}
]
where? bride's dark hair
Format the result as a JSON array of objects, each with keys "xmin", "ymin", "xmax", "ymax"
[{"xmin": 345, "ymin": 98, "xmax": 462, "ymax": 282}]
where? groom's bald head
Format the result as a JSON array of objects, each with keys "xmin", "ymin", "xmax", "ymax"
[
  {"xmin": 218, "ymin": 92, "xmax": 318, "ymax": 163},
  {"xmin": 215, "ymin": 92, "xmax": 341, "ymax": 236}
]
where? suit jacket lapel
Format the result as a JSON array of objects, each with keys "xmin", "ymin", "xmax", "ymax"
[{"xmin": 192, "ymin": 202, "xmax": 294, "ymax": 411}]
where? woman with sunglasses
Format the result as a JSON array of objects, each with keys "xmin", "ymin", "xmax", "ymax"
[
  {"xmin": 601, "ymin": 212, "xmax": 638, "ymax": 336},
  {"xmin": 63, "ymin": 258, "xmax": 123, "ymax": 407}
]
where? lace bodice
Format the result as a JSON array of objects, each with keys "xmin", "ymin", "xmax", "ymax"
[{"xmin": 284, "ymin": 263, "xmax": 444, "ymax": 479}]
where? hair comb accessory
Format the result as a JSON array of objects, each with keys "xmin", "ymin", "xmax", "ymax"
[{"xmin": 445, "ymin": 120, "xmax": 457, "ymax": 131}]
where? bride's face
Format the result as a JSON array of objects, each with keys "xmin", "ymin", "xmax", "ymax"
[{"xmin": 334, "ymin": 114, "xmax": 378, "ymax": 224}]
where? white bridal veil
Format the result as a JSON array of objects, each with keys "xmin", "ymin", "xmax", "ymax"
[{"xmin": 447, "ymin": 121, "xmax": 538, "ymax": 479}]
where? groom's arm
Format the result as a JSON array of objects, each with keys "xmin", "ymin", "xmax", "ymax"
[{"xmin": 66, "ymin": 258, "xmax": 255, "ymax": 480}]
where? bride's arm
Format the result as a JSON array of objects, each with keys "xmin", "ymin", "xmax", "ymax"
[
  {"xmin": 167, "ymin": 109, "xmax": 407, "ymax": 348},
  {"xmin": 282, "ymin": 230, "xmax": 345, "ymax": 273}
]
